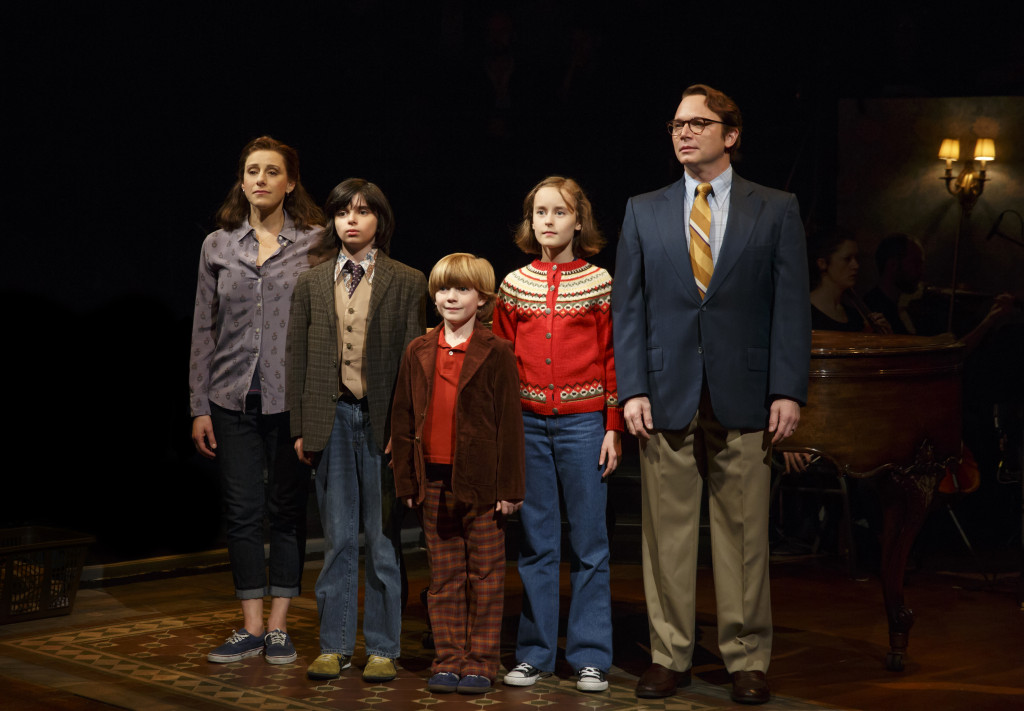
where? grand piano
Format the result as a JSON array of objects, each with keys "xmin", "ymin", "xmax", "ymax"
[{"xmin": 777, "ymin": 331, "xmax": 966, "ymax": 671}]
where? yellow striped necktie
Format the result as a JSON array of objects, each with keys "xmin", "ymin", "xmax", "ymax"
[{"xmin": 689, "ymin": 182, "xmax": 714, "ymax": 298}]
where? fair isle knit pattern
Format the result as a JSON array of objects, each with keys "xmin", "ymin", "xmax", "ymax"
[{"xmin": 494, "ymin": 259, "xmax": 624, "ymax": 431}]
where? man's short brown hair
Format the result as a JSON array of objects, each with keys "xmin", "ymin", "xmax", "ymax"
[{"xmin": 681, "ymin": 84, "xmax": 742, "ymax": 154}]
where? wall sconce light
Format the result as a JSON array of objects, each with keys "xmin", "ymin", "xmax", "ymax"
[
  {"xmin": 939, "ymin": 137, "xmax": 995, "ymax": 215},
  {"xmin": 938, "ymin": 136, "xmax": 998, "ymax": 332}
]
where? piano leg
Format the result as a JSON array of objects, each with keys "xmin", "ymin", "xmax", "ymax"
[{"xmin": 876, "ymin": 441, "xmax": 945, "ymax": 672}]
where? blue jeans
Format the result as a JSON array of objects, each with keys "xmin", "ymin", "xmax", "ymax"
[
  {"xmin": 516, "ymin": 411, "xmax": 613, "ymax": 672},
  {"xmin": 313, "ymin": 399, "xmax": 402, "ymax": 658},
  {"xmin": 210, "ymin": 398, "xmax": 308, "ymax": 599}
]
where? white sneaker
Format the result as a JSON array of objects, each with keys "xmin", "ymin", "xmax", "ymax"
[
  {"xmin": 577, "ymin": 666, "xmax": 608, "ymax": 692},
  {"xmin": 503, "ymin": 661, "xmax": 549, "ymax": 686}
]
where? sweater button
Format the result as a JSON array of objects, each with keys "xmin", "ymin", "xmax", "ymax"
[
  {"xmin": 552, "ymin": 407, "xmax": 559, "ymax": 414},
  {"xmin": 546, "ymin": 333, "xmax": 551, "ymax": 339},
  {"xmin": 545, "ymin": 358, "xmax": 551, "ymax": 364}
]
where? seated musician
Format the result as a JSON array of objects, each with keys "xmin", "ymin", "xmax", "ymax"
[
  {"xmin": 864, "ymin": 232, "xmax": 1014, "ymax": 353},
  {"xmin": 808, "ymin": 228, "xmax": 891, "ymax": 334},
  {"xmin": 784, "ymin": 229, "xmax": 892, "ymax": 475}
]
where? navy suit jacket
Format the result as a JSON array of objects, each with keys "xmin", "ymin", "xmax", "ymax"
[{"xmin": 612, "ymin": 172, "xmax": 811, "ymax": 431}]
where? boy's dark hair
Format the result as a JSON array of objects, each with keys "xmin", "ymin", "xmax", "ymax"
[{"xmin": 323, "ymin": 178, "xmax": 395, "ymax": 254}]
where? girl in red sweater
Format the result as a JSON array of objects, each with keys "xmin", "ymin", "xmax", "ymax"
[{"xmin": 493, "ymin": 176, "xmax": 624, "ymax": 692}]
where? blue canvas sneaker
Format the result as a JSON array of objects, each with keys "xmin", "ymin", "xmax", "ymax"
[
  {"xmin": 207, "ymin": 629, "xmax": 264, "ymax": 663},
  {"xmin": 263, "ymin": 629, "xmax": 297, "ymax": 664}
]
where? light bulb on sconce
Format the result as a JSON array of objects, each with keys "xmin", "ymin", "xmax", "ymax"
[{"xmin": 938, "ymin": 137, "xmax": 995, "ymax": 215}]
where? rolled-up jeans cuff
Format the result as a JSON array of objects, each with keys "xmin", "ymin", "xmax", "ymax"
[
  {"xmin": 235, "ymin": 586, "xmax": 267, "ymax": 600},
  {"xmin": 268, "ymin": 585, "xmax": 300, "ymax": 598}
]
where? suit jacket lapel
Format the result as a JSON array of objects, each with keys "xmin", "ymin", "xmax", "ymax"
[
  {"xmin": 653, "ymin": 178, "xmax": 703, "ymax": 306},
  {"xmin": 314, "ymin": 260, "xmax": 337, "ymax": 321},
  {"xmin": 413, "ymin": 333, "xmax": 436, "ymax": 385},
  {"xmin": 457, "ymin": 327, "xmax": 491, "ymax": 395},
  {"xmin": 705, "ymin": 173, "xmax": 758, "ymax": 300},
  {"xmin": 368, "ymin": 251, "xmax": 394, "ymax": 324}
]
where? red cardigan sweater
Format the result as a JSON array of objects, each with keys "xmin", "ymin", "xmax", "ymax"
[{"xmin": 493, "ymin": 258, "xmax": 624, "ymax": 431}]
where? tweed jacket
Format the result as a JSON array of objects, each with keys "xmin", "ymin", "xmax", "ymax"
[
  {"xmin": 286, "ymin": 250, "xmax": 427, "ymax": 452},
  {"xmin": 391, "ymin": 324, "xmax": 525, "ymax": 509}
]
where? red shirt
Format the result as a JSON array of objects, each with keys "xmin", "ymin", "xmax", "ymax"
[{"xmin": 423, "ymin": 329, "xmax": 473, "ymax": 465}]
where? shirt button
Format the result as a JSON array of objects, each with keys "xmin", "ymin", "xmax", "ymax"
[
  {"xmin": 330, "ymin": 393, "xmax": 338, "ymax": 402},
  {"xmin": 449, "ymin": 350, "xmax": 454, "ymax": 356},
  {"xmin": 698, "ymin": 346, "xmax": 704, "ymax": 354}
]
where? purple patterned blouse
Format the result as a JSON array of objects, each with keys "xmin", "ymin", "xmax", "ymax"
[{"xmin": 189, "ymin": 213, "xmax": 323, "ymax": 416}]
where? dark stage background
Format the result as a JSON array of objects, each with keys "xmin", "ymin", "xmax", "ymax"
[{"xmin": 6, "ymin": 2, "xmax": 1023, "ymax": 562}]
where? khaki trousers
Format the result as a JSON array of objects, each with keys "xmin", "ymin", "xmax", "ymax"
[{"xmin": 639, "ymin": 387, "xmax": 773, "ymax": 674}]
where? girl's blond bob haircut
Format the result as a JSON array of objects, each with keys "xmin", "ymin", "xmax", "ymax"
[
  {"xmin": 513, "ymin": 176, "xmax": 605, "ymax": 258},
  {"xmin": 428, "ymin": 253, "xmax": 497, "ymax": 321}
]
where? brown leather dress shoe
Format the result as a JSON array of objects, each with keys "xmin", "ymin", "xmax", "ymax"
[
  {"xmin": 731, "ymin": 670, "xmax": 770, "ymax": 704},
  {"xmin": 635, "ymin": 663, "xmax": 691, "ymax": 698}
]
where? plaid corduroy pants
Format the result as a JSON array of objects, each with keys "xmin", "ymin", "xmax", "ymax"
[{"xmin": 421, "ymin": 477, "xmax": 506, "ymax": 679}]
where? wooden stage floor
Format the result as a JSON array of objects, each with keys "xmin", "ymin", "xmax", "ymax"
[{"xmin": 1, "ymin": 548, "xmax": 1021, "ymax": 711}]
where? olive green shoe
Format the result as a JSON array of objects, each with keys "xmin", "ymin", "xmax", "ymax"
[
  {"xmin": 307, "ymin": 653, "xmax": 351, "ymax": 680},
  {"xmin": 362, "ymin": 654, "xmax": 397, "ymax": 682}
]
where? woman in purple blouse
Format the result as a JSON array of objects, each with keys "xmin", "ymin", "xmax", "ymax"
[{"xmin": 189, "ymin": 136, "xmax": 331, "ymax": 666}]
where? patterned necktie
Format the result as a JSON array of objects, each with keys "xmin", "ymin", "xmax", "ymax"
[
  {"xmin": 689, "ymin": 182, "xmax": 714, "ymax": 299},
  {"xmin": 343, "ymin": 261, "xmax": 365, "ymax": 298}
]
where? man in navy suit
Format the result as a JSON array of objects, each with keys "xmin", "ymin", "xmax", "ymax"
[{"xmin": 612, "ymin": 84, "xmax": 810, "ymax": 704}]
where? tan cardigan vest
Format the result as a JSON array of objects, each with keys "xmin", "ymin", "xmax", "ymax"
[{"xmin": 334, "ymin": 276, "xmax": 371, "ymax": 399}]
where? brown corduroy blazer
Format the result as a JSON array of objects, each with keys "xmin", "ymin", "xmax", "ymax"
[
  {"xmin": 391, "ymin": 324, "xmax": 525, "ymax": 509},
  {"xmin": 286, "ymin": 251, "xmax": 427, "ymax": 454}
]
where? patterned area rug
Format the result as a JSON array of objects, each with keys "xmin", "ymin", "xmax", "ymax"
[{"xmin": 3, "ymin": 603, "xmax": 807, "ymax": 710}]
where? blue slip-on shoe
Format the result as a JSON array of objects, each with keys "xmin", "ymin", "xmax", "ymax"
[
  {"xmin": 457, "ymin": 674, "xmax": 492, "ymax": 694},
  {"xmin": 428, "ymin": 672, "xmax": 460, "ymax": 693},
  {"xmin": 207, "ymin": 628, "xmax": 264, "ymax": 663}
]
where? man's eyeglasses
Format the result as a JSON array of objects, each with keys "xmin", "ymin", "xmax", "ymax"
[{"xmin": 666, "ymin": 118, "xmax": 733, "ymax": 136}]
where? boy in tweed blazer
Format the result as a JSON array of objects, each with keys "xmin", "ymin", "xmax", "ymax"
[{"xmin": 287, "ymin": 179, "xmax": 426, "ymax": 682}]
